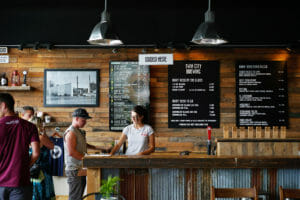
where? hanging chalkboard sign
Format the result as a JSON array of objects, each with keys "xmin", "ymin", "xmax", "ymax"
[
  {"xmin": 109, "ymin": 61, "xmax": 150, "ymax": 131},
  {"xmin": 168, "ymin": 61, "xmax": 220, "ymax": 128},
  {"xmin": 236, "ymin": 61, "xmax": 288, "ymax": 127}
]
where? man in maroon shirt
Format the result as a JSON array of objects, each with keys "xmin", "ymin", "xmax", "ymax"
[{"xmin": 0, "ymin": 93, "xmax": 40, "ymax": 200}]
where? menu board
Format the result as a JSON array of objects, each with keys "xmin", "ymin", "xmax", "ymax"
[
  {"xmin": 109, "ymin": 61, "xmax": 150, "ymax": 131},
  {"xmin": 168, "ymin": 61, "xmax": 220, "ymax": 128},
  {"xmin": 236, "ymin": 61, "xmax": 288, "ymax": 127}
]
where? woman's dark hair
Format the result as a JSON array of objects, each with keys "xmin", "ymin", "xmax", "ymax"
[
  {"xmin": 0, "ymin": 93, "xmax": 15, "ymax": 112},
  {"xmin": 23, "ymin": 106, "xmax": 35, "ymax": 113},
  {"xmin": 133, "ymin": 105, "xmax": 148, "ymax": 124}
]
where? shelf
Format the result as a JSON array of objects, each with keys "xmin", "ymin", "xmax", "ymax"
[
  {"xmin": 43, "ymin": 122, "xmax": 71, "ymax": 127},
  {"xmin": 0, "ymin": 86, "xmax": 32, "ymax": 91}
]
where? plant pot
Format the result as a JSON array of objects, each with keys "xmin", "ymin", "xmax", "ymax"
[{"xmin": 100, "ymin": 195, "xmax": 118, "ymax": 200}]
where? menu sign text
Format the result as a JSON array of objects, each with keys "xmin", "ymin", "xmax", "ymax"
[
  {"xmin": 236, "ymin": 61, "xmax": 288, "ymax": 127},
  {"xmin": 168, "ymin": 61, "xmax": 220, "ymax": 128},
  {"xmin": 109, "ymin": 61, "xmax": 150, "ymax": 131}
]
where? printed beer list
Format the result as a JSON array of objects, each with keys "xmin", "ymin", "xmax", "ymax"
[
  {"xmin": 168, "ymin": 61, "xmax": 220, "ymax": 128},
  {"xmin": 236, "ymin": 61, "xmax": 288, "ymax": 127}
]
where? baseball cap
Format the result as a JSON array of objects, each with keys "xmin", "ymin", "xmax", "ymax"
[{"xmin": 72, "ymin": 108, "xmax": 92, "ymax": 119}]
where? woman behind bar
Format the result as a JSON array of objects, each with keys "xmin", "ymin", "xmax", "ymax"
[{"xmin": 110, "ymin": 105, "xmax": 155, "ymax": 155}]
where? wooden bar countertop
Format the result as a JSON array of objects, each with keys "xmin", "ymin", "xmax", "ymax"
[{"xmin": 83, "ymin": 155, "xmax": 300, "ymax": 169}]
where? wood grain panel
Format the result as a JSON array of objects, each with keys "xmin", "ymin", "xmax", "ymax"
[{"xmin": 1, "ymin": 47, "xmax": 299, "ymax": 153}]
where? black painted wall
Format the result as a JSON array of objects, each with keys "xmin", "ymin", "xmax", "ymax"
[{"xmin": 0, "ymin": 0, "xmax": 299, "ymax": 45}]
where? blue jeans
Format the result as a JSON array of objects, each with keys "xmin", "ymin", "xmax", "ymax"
[{"xmin": 0, "ymin": 186, "xmax": 32, "ymax": 200}]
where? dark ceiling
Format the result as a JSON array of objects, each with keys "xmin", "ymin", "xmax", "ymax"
[{"xmin": 0, "ymin": 0, "xmax": 299, "ymax": 46}]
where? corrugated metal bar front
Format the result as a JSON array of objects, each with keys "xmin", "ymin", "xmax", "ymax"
[
  {"xmin": 211, "ymin": 169, "xmax": 252, "ymax": 200},
  {"xmin": 150, "ymin": 168, "xmax": 185, "ymax": 200},
  {"xmin": 101, "ymin": 168, "xmax": 120, "ymax": 180},
  {"xmin": 261, "ymin": 169, "xmax": 269, "ymax": 194},
  {"xmin": 276, "ymin": 169, "xmax": 300, "ymax": 199}
]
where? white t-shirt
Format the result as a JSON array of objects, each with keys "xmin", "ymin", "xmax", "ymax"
[{"xmin": 123, "ymin": 124, "xmax": 154, "ymax": 155}]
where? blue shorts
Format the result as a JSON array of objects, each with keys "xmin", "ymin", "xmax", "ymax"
[{"xmin": 0, "ymin": 186, "xmax": 32, "ymax": 200}]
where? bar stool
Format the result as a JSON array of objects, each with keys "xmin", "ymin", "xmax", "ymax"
[
  {"xmin": 211, "ymin": 186, "xmax": 258, "ymax": 200},
  {"xmin": 279, "ymin": 186, "xmax": 300, "ymax": 200}
]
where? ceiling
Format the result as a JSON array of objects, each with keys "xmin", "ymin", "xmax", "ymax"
[{"xmin": 0, "ymin": 0, "xmax": 299, "ymax": 46}]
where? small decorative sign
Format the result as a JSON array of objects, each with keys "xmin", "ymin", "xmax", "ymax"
[
  {"xmin": 0, "ymin": 47, "xmax": 8, "ymax": 54},
  {"xmin": 0, "ymin": 55, "xmax": 9, "ymax": 63},
  {"xmin": 139, "ymin": 53, "xmax": 173, "ymax": 65}
]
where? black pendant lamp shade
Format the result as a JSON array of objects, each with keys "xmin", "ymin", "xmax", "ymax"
[
  {"xmin": 191, "ymin": 0, "xmax": 228, "ymax": 45},
  {"xmin": 88, "ymin": 0, "xmax": 123, "ymax": 45}
]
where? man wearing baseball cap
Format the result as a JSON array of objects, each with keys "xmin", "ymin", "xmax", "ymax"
[{"xmin": 64, "ymin": 108, "xmax": 108, "ymax": 200}]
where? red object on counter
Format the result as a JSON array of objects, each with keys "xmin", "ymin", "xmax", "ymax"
[
  {"xmin": 11, "ymin": 70, "xmax": 20, "ymax": 86},
  {"xmin": 207, "ymin": 126, "xmax": 212, "ymax": 140}
]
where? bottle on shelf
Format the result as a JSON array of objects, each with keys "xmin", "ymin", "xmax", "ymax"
[
  {"xmin": 11, "ymin": 70, "xmax": 20, "ymax": 86},
  {"xmin": 0, "ymin": 72, "xmax": 8, "ymax": 86}
]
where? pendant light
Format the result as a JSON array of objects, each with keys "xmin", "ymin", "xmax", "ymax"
[
  {"xmin": 191, "ymin": 0, "xmax": 228, "ymax": 45},
  {"xmin": 87, "ymin": 0, "xmax": 123, "ymax": 45}
]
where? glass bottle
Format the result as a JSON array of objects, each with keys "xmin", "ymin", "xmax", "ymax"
[
  {"xmin": 11, "ymin": 70, "xmax": 20, "ymax": 86},
  {"xmin": 1, "ymin": 72, "xmax": 8, "ymax": 86}
]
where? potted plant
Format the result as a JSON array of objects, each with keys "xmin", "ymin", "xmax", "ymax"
[{"xmin": 99, "ymin": 175, "xmax": 121, "ymax": 200}]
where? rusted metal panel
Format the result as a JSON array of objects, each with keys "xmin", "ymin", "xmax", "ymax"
[
  {"xmin": 268, "ymin": 168, "xmax": 277, "ymax": 200},
  {"xmin": 185, "ymin": 168, "xmax": 199, "ymax": 200},
  {"xmin": 135, "ymin": 169, "xmax": 149, "ymax": 200},
  {"xmin": 198, "ymin": 169, "xmax": 211, "ymax": 200},
  {"xmin": 150, "ymin": 168, "xmax": 185, "ymax": 200},
  {"xmin": 100, "ymin": 168, "xmax": 300, "ymax": 200},
  {"xmin": 119, "ymin": 169, "xmax": 148, "ymax": 200},
  {"xmin": 120, "ymin": 169, "xmax": 135, "ymax": 200}
]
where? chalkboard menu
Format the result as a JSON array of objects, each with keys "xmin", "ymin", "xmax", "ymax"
[
  {"xmin": 168, "ymin": 61, "xmax": 220, "ymax": 128},
  {"xmin": 236, "ymin": 61, "xmax": 288, "ymax": 127},
  {"xmin": 109, "ymin": 61, "xmax": 150, "ymax": 131}
]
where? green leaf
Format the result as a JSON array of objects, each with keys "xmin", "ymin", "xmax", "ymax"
[{"xmin": 99, "ymin": 175, "xmax": 121, "ymax": 198}]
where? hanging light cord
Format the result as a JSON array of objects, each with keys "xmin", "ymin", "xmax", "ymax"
[{"xmin": 104, "ymin": 0, "xmax": 107, "ymax": 12}]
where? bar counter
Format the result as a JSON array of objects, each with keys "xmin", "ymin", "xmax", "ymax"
[
  {"xmin": 83, "ymin": 155, "xmax": 300, "ymax": 200},
  {"xmin": 83, "ymin": 154, "xmax": 300, "ymax": 168}
]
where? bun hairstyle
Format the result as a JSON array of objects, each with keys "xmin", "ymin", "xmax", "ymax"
[
  {"xmin": 133, "ymin": 105, "xmax": 148, "ymax": 124},
  {"xmin": 23, "ymin": 106, "xmax": 35, "ymax": 113}
]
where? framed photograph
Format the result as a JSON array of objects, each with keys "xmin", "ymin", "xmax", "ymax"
[{"xmin": 44, "ymin": 69, "xmax": 99, "ymax": 107}]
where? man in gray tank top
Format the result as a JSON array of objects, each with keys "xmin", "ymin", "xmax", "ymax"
[{"xmin": 64, "ymin": 108, "xmax": 109, "ymax": 200}]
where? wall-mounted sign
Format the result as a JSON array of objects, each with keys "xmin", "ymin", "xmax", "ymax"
[
  {"xmin": 0, "ymin": 55, "xmax": 9, "ymax": 63},
  {"xmin": 44, "ymin": 69, "xmax": 99, "ymax": 107},
  {"xmin": 236, "ymin": 61, "xmax": 288, "ymax": 127},
  {"xmin": 109, "ymin": 61, "xmax": 150, "ymax": 131},
  {"xmin": 168, "ymin": 61, "xmax": 220, "ymax": 128},
  {"xmin": 0, "ymin": 47, "xmax": 8, "ymax": 54},
  {"xmin": 139, "ymin": 53, "xmax": 173, "ymax": 65}
]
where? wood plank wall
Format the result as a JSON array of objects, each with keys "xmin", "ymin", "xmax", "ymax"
[{"xmin": 1, "ymin": 48, "xmax": 299, "ymax": 153}]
